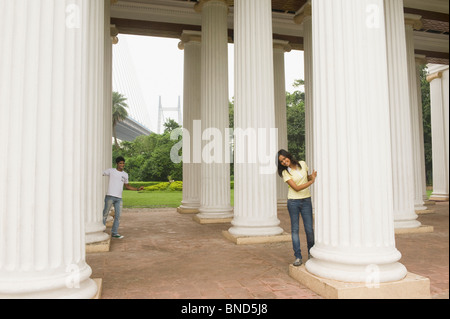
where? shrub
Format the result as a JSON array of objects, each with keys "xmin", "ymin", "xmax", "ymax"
[
  {"xmin": 142, "ymin": 182, "xmax": 170, "ymax": 192},
  {"xmin": 168, "ymin": 181, "xmax": 183, "ymax": 191},
  {"xmin": 128, "ymin": 182, "xmax": 161, "ymax": 189}
]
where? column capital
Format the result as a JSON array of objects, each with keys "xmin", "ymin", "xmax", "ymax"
[
  {"xmin": 427, "ymin": 63, "xmax": 450, "ymax": 74},
  {"xmin": 194, "ymin": 0, "xmax": 229, "ymax": 13},
  {"xmin": 294, "ymin": 1, "xmax": 311, "ymax": 25},
  {"xmin": 110, "ymin": 24, "xmax": 119, "ymax": 45},
  {"xmin": 273, "ymin": 39, "xmax": 292, "ymax": 53},
  {"xmin": 404, "ymin": 13, "xmax": 423, "ymax": 30},
  {"xmin": 426, "ymin": 71, "xmax": 443, "ymax": 83},
  {"xmin": 178, "ymin": 30, "xmax": 202, "ymax": 50},
  {"xmin": 415, "ymin": 54, "xmax": 427, "ymax": 65}
]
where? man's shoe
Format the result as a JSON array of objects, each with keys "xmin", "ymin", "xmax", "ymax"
[
  {"xmin": 293, "ymin": 258, "xmax": 302, "ymax": 267},
  {"xmin": 112, "ymin": 234, "xmax": 124, "ymax": 239}
]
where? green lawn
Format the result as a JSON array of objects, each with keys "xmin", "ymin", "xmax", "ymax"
[
  {"xmin": 123, "ymin": 190, "xmax": 235, "ymax": 208},
  {"xmin": 123, "ymin": 189, "xmax": 432, "ymax": 209},
  {"xmin": 122, "ymin": 190, "xmax": 182, "ymax": 208}
]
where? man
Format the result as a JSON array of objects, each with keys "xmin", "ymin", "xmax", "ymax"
[{"xmin": 102, "ymin": 156, "xmax": 144, "ymax": 239}]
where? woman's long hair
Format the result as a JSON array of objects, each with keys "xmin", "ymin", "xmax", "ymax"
[{"xmin": 277, "ymin": 149, "xmax": 301, "ymax": 177}]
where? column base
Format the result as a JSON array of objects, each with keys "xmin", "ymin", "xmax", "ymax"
[
  {"xmin": 415, "ymin": 209, "xmax": 435, "ymax": 215},
  {"xmin": 414, "ymin": 204, "xmax": 428, "ymax": 211},
  {"xmin": 86, "ymin": 235, "xmax": 111, "ymax": 253},
  {"xmin": 86, "ymin": 232, "xmax": 110, "ymax": 245},
  {"xmin": 277, "ymin": 200, "xmax": 287, "ymax": 211},
  {"xmin": 86, "ymin": 223, "xmax": 110, "ymax": 244},
  {"xmin": 177, "ymin": 206, "xmax": 200, "ymax": 214},
  {"xmin": 193, "ymin": 215, "xmax": 233, "ymax": 224},
  {"xmin": 305, "ymin": 251, "xmax": 407, "ymax": 283},
  {"xmin": 395, "ymin": 225, "xmax": 434, "ymax": 235},
  {"xmin": 92, "ymin": 278, "xmax": 103, "ymax": 299},
  {"xmin": 394, "ymin": 219, "xmax": 422, "ymax": 229},
  {"xmin": 0, "ymin": 271, "xmax": 98, "ymax": 299},
  {"xmin": 289, "ymin": 265, "xmax": 430, "ymax": 299},
  {"xmin": 228, "ymin": 225, "xmax": 285, "ymax": 238},
  {"xmin": 105, "ymin": 216, "xmax": 114, "ymax": 228},
  {"xmin": 429, "ymin": 193, "xmax": 449, "ymax": 202},
  {"xmin": 222, "ymin": 230, "xmax": 291, "ymax": 245},
  {"xmin": 194, "ymin": 207, "xmax": 234, "ymax": 223}
]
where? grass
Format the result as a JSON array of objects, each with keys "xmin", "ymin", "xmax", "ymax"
[
  {"xmin": 123, "ymin": 188, "xmax": 433, "ymax": 209},
  {"xmin": 122, "ymin": 190, "xmax": 183, "ymax": 208},
  {"xmin": 123, "ymin": 190, "xmax": 235, "ymax": 208}
]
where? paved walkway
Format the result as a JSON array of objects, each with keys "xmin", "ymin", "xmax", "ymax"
[{"xmin": 86, "ymin": 202, "xmax": 449, "ymax": 299}]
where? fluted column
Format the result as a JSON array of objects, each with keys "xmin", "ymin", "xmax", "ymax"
[
  {"xmin": 384, "ymin": 0, "xmax": 420, "ymax": 229},
  {"xmin": 415, "ymin": 55, "xmax": 429, "ymax": 204},
  {"xmin": 294, "ymin": 1, "xmax": 314, "ymax": 202},
  {"xmin": 104, "ymin": 3, "xmax": 114, "ymax": 193},
  {"xmin": 273, "ymin": 40, "xmax": 291, "ymax": 210},
  {"xmin": 101, "ymin": 4, "xmax": 115, "ymax": 228},
  {"xmin": 178, "ymin": 31, "xmax": 202, "ymax": 214},
  {"xmin": 427, "ymin": 64, "xmax": 449, "ymax": 201},
  {"xmin": 84, "ymin": 0, "xmax": 110, "ymax": 244},
  {"xmin": 0, "ymin": 0, "xmax": 99, "ymax": 298},
  {"xmin": 404, "ymin": 15, "xmax": 427, "ymax": 211},
  {"xmin": 306, "ymin": 0, "xmax": 407, "ymax": 283},
  {"xmin": 228, "ymin": 0, "xmax": 284, "ymax": 237},
  {"xmin": 195, "ymin": 0, "xmax": 233, "ymax": 220}
]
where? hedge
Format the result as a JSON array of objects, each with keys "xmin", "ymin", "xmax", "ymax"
[
  {"xmin": 127, "ymin": 182, "xmax": 161, "ymax": 188},
  {"xmin": 137, "ymin": 181, "xmax": 183, "ymax": 192}
]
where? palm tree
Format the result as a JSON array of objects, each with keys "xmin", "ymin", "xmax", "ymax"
[{"xmin": 112, "ymin": 91, "xmax": 129, "ymax": 147}]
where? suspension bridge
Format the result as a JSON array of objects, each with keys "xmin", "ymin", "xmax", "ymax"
[{"xmin": 113, "ymin": 36, "xmax": 153, "ymax": 141}]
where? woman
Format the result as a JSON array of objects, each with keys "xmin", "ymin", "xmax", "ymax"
[{"xmin": 277, "ymin": 149, "xmax": 317, "ymax": 267}]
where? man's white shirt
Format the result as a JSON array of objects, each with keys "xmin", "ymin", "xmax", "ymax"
[{"xmin": 103, "ymin": 168, "xmax": 129, "ymax": 198}]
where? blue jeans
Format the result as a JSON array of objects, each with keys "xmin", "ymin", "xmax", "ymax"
[
  {"xmin": 287, "ymin": 197, "xmax": 315, "ymax": 260},
  {"xmin": 102, "ymin": 195, "xmax": 123, "ymax": 236}
]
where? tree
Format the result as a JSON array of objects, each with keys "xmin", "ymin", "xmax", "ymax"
[
  {"xmin": 286, "ymin": 80, "xmax": 306, "ymax": 161},
  {"xmin": 163, "ymin": 118, "xmax": 181, "ymax": 133},
  {"xmin": 112, "ymin": 129, "xmax": 182, "ymax": 182},
  {"xmin": 420, "ymin": 65, "xmax": 432, "ymax": 185},
  {"xmin": 112, "ymin": 91, "xmax": 129, "ymax": 148}
]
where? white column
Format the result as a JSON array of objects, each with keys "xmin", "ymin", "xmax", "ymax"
[
  {"xmin": 295, "ymin": 1, "xmax": 313, "ymax": 174},
  {"xmin": 195, "ymin": 0, "xmax": 233, "ymax": 220},
  {"xmin": 427, "ymin": 64, "xmax": 450, "ymax": 201},
  {"xmin": 295, "ymin": 1, "xmax": 314, "ymax": 203},
  {"xmin": 404, "ymin": 15, "xmax": 427, "ymax": 211},
  {"xmin": 415, "ymin": 55, "xmax": 429, "ymax": 203},
  {"xmin": 104, "ymin": 3, "xmax": 114, "ymax": 191},
  {"xmin": 0, "ymin": 0, "xmax": 99, "ymax": 298},
  {"xmin": 306, "ymin": 0, "xmax": 407, "ymax": 283},
  {"xmin": 273, "ymin": 40, "xmax": 291, "ymax": 210},
  {"xmin": 102, "ymin": 4, "xmax": 115, "ymax": 226},
  {"xmin": 178, "ymin": 31, "xmax": 202, "ymax": 214},
  {"xmin": 228, "ymin": 0, "xmax": 284, "ymax": 237},
  {"xmin": 384, "ymin": 0, "xmax": 420, "ymax": 229},
  {"xmin": 84, "ymin": 0, "xmax": 110, "ymax": 244}
]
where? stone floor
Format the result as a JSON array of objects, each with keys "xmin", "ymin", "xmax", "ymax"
[{"xmin": 86, "ymin": 202, "xmax": 449, "ymax": 299}]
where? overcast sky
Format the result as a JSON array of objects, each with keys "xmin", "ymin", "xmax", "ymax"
[{"xmin": 113, "ymin": 34, "xmax": 304, "ymax": 133}]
